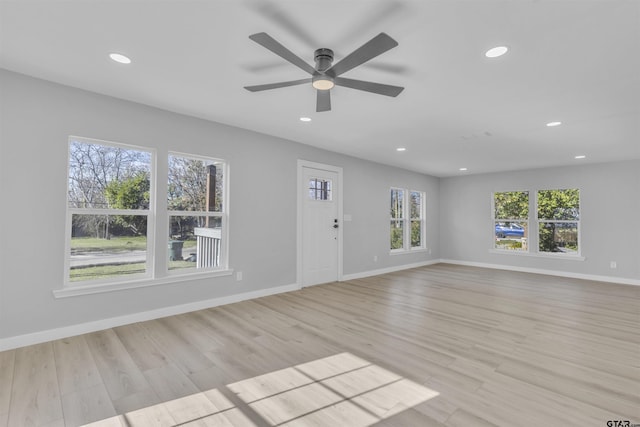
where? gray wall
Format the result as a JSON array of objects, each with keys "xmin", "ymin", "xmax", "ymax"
[
  {"xmin": 0, "ymin": 70, "xmax": 439, "ymax": 341},
  {"xmin": 439, "ymin": 162, "xmax": 640, "ymax": 280},
  {"xmin": 2, "ymin": 69, "xmax": 637, "ymax": 345}
]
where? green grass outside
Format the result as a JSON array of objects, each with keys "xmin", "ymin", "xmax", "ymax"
[
  {"xmin": 495, "ymin": 239, "xmax": 524, "ymax": 250},
  {"xmin": 71, "ymin": 236, "xmax": 196, "ymax": 252},
  {"xmin": 70, "ymin": 262, "xmax": 146, "ymax": 282},
  {"xmin": 71, "ymin": 236, "xmax": 148, "ymax": 252},
  {"xmin": 70, "ymin": 237, "xmax": 198, "ymax": 282},
  {"xmin": 70, "ymin": 260, "xmax": 197, "ymax": 282}
]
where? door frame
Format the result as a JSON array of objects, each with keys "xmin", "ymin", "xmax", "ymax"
[{"xmin": 297, "ymin": 159, "xmax": 344, "ymax": 288}]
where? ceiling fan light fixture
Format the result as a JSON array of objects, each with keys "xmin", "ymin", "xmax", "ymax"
[{"xmin": 312, "ymin": 77, "xmax": 335, "ymax": 90}]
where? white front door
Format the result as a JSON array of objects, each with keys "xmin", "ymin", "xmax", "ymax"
[{"xmin": 298, "ymin": 161, "xmax": 342, "ymax": 286}]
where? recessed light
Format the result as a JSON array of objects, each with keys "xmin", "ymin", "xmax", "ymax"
[
  {"xmin": 575, "ymin": 155, "xmax": 586, "ymax": 159},
  {"xmin": 459, "ymin": 167, "xmax": 468, "ymax": 171},
  {"xmin": 546, "ymin": 121, "xmax": 562, "ymax": 127},
  {"xmin": 396, "ymin": 147, "xmax": 406, "ymax": 152},
  {"xmin": 109, "ymin": 53, "xmax": 131, "ymax": 64},
  {"xmin": 485, "ymin": 46, "xmax": 508, "ymax": 58},
  {"xmin": 299, "ymin": 117, "xmax": 312, "ymax": 122}
]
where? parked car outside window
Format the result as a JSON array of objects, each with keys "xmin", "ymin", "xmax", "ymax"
[{"xmin": 495, "ymin": 222, "xmax": 525, "ymax": 238}]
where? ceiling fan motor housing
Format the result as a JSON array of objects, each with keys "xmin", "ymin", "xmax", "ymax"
[{"xmin": 314, "ymin": 48, "xmax": 334, "ymax": 72}]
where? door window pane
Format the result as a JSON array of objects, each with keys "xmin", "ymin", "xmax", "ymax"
[{"xmin": 308, "ymin": 178, "xmax": 332, "ymax": 201}]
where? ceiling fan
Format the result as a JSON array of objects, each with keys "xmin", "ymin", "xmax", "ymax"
[{"xmin": 244, "ymin": 32, "xmax": 404, "ymax": 112}]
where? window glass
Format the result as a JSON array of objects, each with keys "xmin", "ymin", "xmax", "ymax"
[
  {"xmin": 168, "ymin": 156, "xmax": 223, "ymax": 212},
  {"xmin": 168, "ymin": 154, "xmax": 226, "ymax": 271},
  {"xmin": 410, "ymin": 191, "xmax": 423, "ymax": 248},
  {"xmin": 494, "ymin": 191, "xmax": 529, "ymax": 251},
  {"xmin": 537, "ymin": 189, "xmax": 579, "ymax": 254},
  {"xmin": 308, "ymin": 178, "xmax": 332, "ymax": 201},
  {"xmin": 390, "ymin": 189, "xmax": 404, "ymax": 219},
  {"xmin": 70, "ymin": 214, "xmax": 148, "ymax": 282},
  {"xmin": 67, "ymin": 138, "xmax": 151, "ymax": 283},
  {"xmin": 390, "ymin": 188, "xmax": 425, "ymax": 251}
]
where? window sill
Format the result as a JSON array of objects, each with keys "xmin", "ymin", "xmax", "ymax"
[
  {"xmin": 53, "ymin": 269, "xmax": 234, "ymax": 298},
  {"xmin": 390, "ymin": 248, "xmax": 429, "ymax": 256},
  {"xmin": 490, "ymin": 249, "xmax": 585, "ymax": 261}
]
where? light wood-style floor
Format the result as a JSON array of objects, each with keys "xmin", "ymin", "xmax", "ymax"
[{"xmin": 1, "ymin": 264, "xmax": 639, "ymax": 426}]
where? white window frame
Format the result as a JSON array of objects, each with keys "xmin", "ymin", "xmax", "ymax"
[
  {"xmin": 63, "ymin": 136, "xmax": 155, "ymax": 287},
  {"xmin": 535, "ymin": 188, "xmax": 581, "ymax": 257},
  {"xmin": 489, "ymin": 188, "xmax": 584, "ymax": 260},
  {"xmin": 167, "ymin": 151, "xmax": 229, "ymax": 276},
  {"xmin": 390, "ymin": 188, "xmax": 426, "ymax": 253},
  {"xmin": 492, "ymin": 190, "xmax": 530, "ymax": 253},
  {"xmin": 409, "ymin": 190, "xmax": 426, "ymax": 251},
  {"xmin": 56, "ymin": 137, "xmax": 233, "ymax": 298}
]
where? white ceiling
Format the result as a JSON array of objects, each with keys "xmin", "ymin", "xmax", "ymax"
[{"xmin": 1, "ymin": 0, "xmax": 639, "ymax": 177}]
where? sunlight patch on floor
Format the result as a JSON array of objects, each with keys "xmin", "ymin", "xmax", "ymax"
[
  {"xmin": 83, "ymin": 352, "xmax": 439, "ymax": 426},
  {"xmin": 229, "ymin": 352, "xmax": 439, "ymax": 426}
]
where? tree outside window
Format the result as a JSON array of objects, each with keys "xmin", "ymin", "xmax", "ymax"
[
  {"xmin": 67, "ymin": 138, "xmax": 152, "ymax": 283},
  {"xmin": 493, "ymin": 191, "xmax": 529, "ymax": 251},
  {"xmin": 390, "ymin": 189, "xmax": 404, "ymax": 250},
  {"xmin": 390, "ymin": 188, "xmax": 425, "ymax": 252},
  {"xmin": 66, "ymin": 138, "xmax": 229, "ymax": 286},
  {"xmin": 168, "ymin": 154, "xmax": 226, "ymax": 271},
  {"xmin": 537, "ymin": 189, "xmax": 579, "ymax": 254}
]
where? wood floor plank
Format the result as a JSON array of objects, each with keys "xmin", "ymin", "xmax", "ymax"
[
  {"xmin": 446, "ymin": 409, "xmax": 498, "ymax": 427},
  {"xmin": 0, "ymin": 349, "xmax": 15, "ymax": 420},
  {"xmin": 113, "ymin": 322, "xmax": 170, "ymax": 372},
  {"xmin": 142, "ymin": 318, "xmax": 216, "ymax": 375},
  {"xmin": 142, "ymin": 363, "xmax": 200, "ymax": 403},
  {"xmin": 59, "ymin": 383, "xmax": 116, "ymax": 426},
  {"xmin": 83, "ymin": 329, "xmax": 151, "ymax": 403},
  {"xmin": 7, "ymin": 343, "xmax": 64, "ymax": 427},
  {"xmin": 2, "ymin": 264, "xmax": 639, "ymax": 426},
  {"xmin": 52, "ymin": 335, "xmax": 102, "ymax": 395}
]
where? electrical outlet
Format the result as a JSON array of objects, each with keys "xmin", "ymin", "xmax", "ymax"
[
  {"xmin": 610, "ymin": 261, "xmax": 617, "ymax": 269},
  {"xmin": 236, "ymin": 271, "xmax": 243, "ymax": 281},
  {"xmin": 373, "ymin": 255, "xmax": 378, "ymax": 262}
]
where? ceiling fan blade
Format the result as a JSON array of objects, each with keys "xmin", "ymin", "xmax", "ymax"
[
  {"xmin": 249, "ymin": 32, "xmax": 317, "ymax": 75},
  {"xmin": 326, "ymin": 33, "xmax": 398, "ymax": 77},
  {"xmin": 244, "ymin": 78, "xmax": 311, "ymax": 92},
  {"xmin": 334, "ymin": 77, "xmax": 404, "ymax": 97},
  {"xmin": 316, "ymin": 90, "xmax": 331, "ymax": 112}
]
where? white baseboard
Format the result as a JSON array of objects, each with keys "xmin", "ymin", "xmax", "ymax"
[
  {"xmin": 341, "ymin": 259, "xmax": 441, "ymax": 281},
  {"xmin": 0, "ymin": 283, "xmax": 300, "ymax": 352},
  {"xmin": 440, "ymin": 259, "xmax": 640, "ymax": 286}
]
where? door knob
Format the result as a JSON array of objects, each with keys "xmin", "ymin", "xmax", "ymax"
[{"xmin": 333, "ymin": 224, "xmax": 339, "ymax": 228}]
